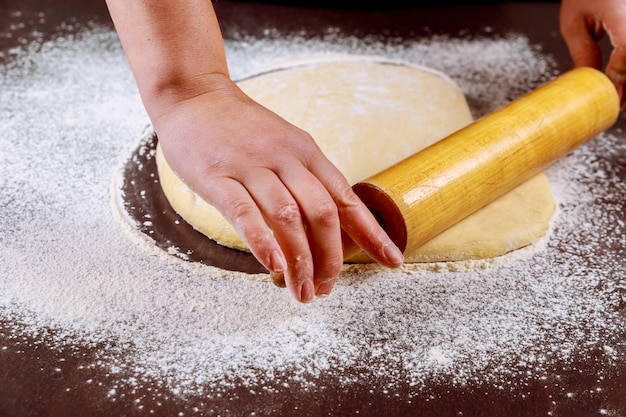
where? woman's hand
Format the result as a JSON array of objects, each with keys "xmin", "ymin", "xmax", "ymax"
[
  {"xmin": 560, "ymin": 0, "xmax": 626, "ymax": 107},
  {"xmin": 153, "ymin": 73, "xmax": 404, "ymax": 303}
]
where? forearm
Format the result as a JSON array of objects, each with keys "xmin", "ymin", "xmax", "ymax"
[{"xmin": 105, "ymin": 0, "xmax": 230, "ymax": 120}]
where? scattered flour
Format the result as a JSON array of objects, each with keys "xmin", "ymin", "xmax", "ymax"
[{"xmin": 1, "ymin": 23, "xmax": 625, "ymax": 408}]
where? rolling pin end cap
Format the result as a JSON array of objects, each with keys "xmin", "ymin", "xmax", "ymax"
[{"xmin": 352, "ymin": 181, "xmax": 408, "ymax": 253}]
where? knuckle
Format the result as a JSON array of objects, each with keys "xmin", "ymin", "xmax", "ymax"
[
  {"xmin": 313, "ymin": 200, "xmax": 338, "ymax": 228},
  {"xmin": 343, "ymin": 190, "xmax": 363, "ymax": 206},
  {"xmin": 337, "ymin": 189, "xmax": 364, "ymax": 215},
  {"xmin": 274, "ymin": 201, "xmax": 302, "ymax": 226},
  {"xmin": 229, "ymin": 199, "xmax": 257, "ymax": 221},
  {"xmin": 245, "ymin": 228, "xmax": 273, "ymax": 248}
]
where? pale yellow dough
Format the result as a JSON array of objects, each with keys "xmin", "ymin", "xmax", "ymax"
[{"xmin": 156, "ymin": 56, "xmax": 555, "ymax": 263}]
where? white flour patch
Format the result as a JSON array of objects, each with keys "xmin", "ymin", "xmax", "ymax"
[{"xmin": 1, "ymin": 25, "xmax": 625, "ymax": 402}]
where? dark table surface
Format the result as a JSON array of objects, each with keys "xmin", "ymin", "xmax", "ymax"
[{"xmin": 1, "ymin": 1, "xmax": 625, "ymax": 416}]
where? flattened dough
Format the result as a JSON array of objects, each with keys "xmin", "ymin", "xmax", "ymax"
[{"xmin": 156, "ymin": 56, "xmax": 555, "ymax": 263}]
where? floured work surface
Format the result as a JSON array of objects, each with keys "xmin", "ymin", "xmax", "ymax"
[{"xmin": 1, "ymin": 1, "xmax": 626, "ymax": 417}]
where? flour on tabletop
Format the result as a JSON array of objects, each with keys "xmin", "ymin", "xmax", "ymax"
[{"xmin": 1, "ymin": 24, "xmax": 625, "ymax": 403}]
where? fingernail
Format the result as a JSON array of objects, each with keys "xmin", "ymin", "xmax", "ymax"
[
  {"xmin": 384, "ymin": 242, "xmax": 404, "ymax": 267},
  {"xmin": 270, "ymin": 250, "xmax": 287, "ymax": 273},
  {"xmin": 316, "ymin": 280, "xmax": 335, "ymax": 298},
  {"xmin": 300, "ymin": 280, "xmax": 315, "ymax": 303}
]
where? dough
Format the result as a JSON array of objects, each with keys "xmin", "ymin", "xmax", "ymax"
[{"xmin": 156, "ymin": 56, "xmax": 555, "ymax": 263}]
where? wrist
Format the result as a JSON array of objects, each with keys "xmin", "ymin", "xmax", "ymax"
[{"xmin": 139, "ymin": 70, "xmax": 234, "ymax": 126}]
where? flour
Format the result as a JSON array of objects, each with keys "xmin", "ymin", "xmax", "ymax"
[{"xmin": 1, "ymin": 24, "xmax": 625, "ymax": 408}]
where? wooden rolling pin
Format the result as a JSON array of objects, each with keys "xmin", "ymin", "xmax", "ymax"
[{"xmin": 272, "ymin": 66, "xmax": 620, "ymax": 288}]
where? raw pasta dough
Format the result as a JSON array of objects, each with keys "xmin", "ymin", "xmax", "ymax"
[{"xmin": 156, "ymin": 56, "xmax": 555, "ymax": 263}]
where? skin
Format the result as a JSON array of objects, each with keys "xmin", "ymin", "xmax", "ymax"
[
  {"xmin": 104, "ymin": 0, "xmax": 404, "ymax": 303},
  {"xmin": 105, "ymin": 0, "xmax": 624, "ymax": 303},
  {"xmin": 560, "ymin": 0, "xmax": 626, "ymax": 107}
]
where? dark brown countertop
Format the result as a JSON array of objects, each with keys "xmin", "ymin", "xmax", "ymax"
[{"xmin": 1, "ymin": 1, "xmax": 625, "ymax": 416}]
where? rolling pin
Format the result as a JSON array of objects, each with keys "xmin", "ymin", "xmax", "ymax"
[{"xmin": 271, "ymin": 66, "xmax": 620, "ymax": 288}]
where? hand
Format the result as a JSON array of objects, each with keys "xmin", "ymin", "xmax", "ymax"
[
  {"xmin": 560, "ymin": 0, "xmax": 626, "ymax": 107},
  {"xmin": 153, "ymin": 73, "xmax": 404, "ymax": 303},
  {"xmin": 103, "ymin": 0, "xmax": 403, "ymax": 303}
]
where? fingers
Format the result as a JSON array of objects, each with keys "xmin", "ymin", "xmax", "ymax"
[
  {"xmin": 560, "ymin": 3, "xmax": 603, "ymax": 69},
  {"xmin": 336, "ymin": 192, "xmax": 405, "ymax": 268},
  {"xmin": 562, "ymin": 29, "xmax": 604, "ymax": 70},
  {"xmin": 199, "ymin": 176, "xmax": 288, "ymax": 275},
  {"xmin": 276, "ymin": 168, "xmax": 344, "ymax": 285},
  {"xmin": 309, "ymin": 158, "xmax": 404, "ymax": 269},
  {"xmin": 244, "ymin": 167, "xmax": 343, "ymax": 303},
  {"xmin": 208, "ymin": 157, "xmax": 402, "ymax": 304},
  {"xmin": 206, "ymin": 174, "xmax": 314, "ymax": 303},
  {"xmin": 207, "ymin": 164, "xmax": 345, "ymax": 303},
  {"xmin": 559, "ymin": 0, "xmax": 626, "ymax": 107}
]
